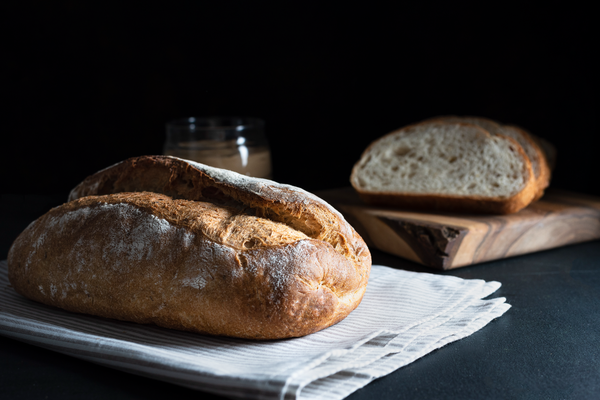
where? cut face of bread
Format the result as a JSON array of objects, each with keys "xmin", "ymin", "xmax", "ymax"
[
  {"xmin": 425, "ymin": 116, "xmax": 551, "ymax": 200},
  {"xmin": 350, "ymin": 121, "xmax": 537, "ymax": 214}
]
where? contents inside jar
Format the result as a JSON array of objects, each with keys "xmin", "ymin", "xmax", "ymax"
[{"xmin": 165, "ymin": 139, "xmax": 272, "ymax": 179}]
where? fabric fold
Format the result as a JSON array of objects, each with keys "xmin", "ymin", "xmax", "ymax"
[{"xmin": 0, "ymin": 260, "xmax": 510, "ymax": 400}]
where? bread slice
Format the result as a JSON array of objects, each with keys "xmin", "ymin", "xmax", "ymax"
[
  {"xmin": 498, "ymin": 125, "xmax": 551, "ymax": 200},
  {"xmin": 425, "ymin": 116, "xmax": 551, "ymax": 200},
  {"xmin": 350, "ymin": 120, "xmax": 538, "ymax": 214},
  {"xmin": 517, "ymin": 126, "xmax": 557, "ymax": 171}
]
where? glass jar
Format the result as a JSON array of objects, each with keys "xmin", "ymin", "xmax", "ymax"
[{"xmin": 164, "ymin": 117, "xmax": 272, "ymax": 179}]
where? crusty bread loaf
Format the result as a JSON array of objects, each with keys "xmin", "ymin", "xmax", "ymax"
[
  {"xmin": 8, "ymin": 156, "xmax": 371, "ymax": 339},
  {"xmin": 425, "ymin": 116, "xmax": 551, "ymax": 200},
  {"xmin": 350, "ymin": 120, "xmax": 538, "ymax": 214}
]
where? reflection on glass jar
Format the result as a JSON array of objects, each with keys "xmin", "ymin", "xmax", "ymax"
[{"xmin": 164, "ymin": 117, "xmax": 272, "ymax": 179}]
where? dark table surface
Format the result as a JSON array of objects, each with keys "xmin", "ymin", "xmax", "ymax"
[{"xmin": 1, "ymin": 194, "xmax": 599, "ymax": 400}]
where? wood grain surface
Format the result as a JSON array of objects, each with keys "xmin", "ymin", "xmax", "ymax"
[{"xmin": 317, "ymin": 187, "xmax": 600, "ymax": 269}]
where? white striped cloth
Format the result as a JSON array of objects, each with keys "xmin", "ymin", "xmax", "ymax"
[{"xmin": 0, "ymin": 260, "xmax": 510, "ymax": 400}]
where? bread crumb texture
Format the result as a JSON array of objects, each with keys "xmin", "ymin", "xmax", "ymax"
[
  {"xmin": 423, "ymin": 115, "xmax": 551, "ymax": 200},
  {"xmin": 353, "ymin": 122, "xmax": 528, "ymax": 197},
  {"xmin": 351, "ymin": 120, "xmax": 540, "ymax": 214}
]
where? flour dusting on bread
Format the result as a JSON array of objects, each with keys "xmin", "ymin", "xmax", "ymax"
[
  {"xmin": 9, "ymin": 156, "xmax": 371, "ymax": 339},
  {"xmin": 184, "ymin": 157, "xmax": 346, "ymax": 220}
]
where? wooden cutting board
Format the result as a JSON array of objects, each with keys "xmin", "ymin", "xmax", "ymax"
[{"xmin": 317, "ymin": 187, "xmax": 600, "ymax": 270}]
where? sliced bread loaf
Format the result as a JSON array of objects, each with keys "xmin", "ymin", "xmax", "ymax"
[
  {"xmin": 350, "ymin": 120, "xmax": 538, "ymax": 214},
  {"xmin": 425, "ymin": 116, "xmax": 551, "ymax": 200}
]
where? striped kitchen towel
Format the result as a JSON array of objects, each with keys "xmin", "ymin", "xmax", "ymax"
[{"xmin": 0, "ymin": 260, "xmax": 509, "ymax": 400}]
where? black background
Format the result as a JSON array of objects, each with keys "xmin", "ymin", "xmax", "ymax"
[{"xmin": 2, "ymin": 2, "xmax": 597, "ymax": 197}]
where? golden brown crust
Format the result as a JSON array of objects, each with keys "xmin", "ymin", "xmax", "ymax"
[
  {"xmin": 68, "ymin": 155, "xmax": 369, "ymax": 269},
  {"xmin": 350, "ymin": 120, "xmax": 538, "ymax": 215},
  {"xmin": 8, "ymin": 157, "xmax": 372, "ymax": 339},
  {"xmin": 501, "ymin": 125, "xmax": 551, "ymax": 201},
  {"xmin": 354, "ymin": 186, "xmax": 536, "ymax": 215}
]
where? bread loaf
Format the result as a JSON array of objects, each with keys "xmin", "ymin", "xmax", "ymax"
[
  {"xmin": 424, "ymin": 116, "xmax": 552, "ymax": 200},
  {"xmin": 8, "ymin": 156, "xmax": 371, "ymax": 339},
  {"xmin": 350, "ymin": 120, "xmax": 538, "ymax": 214}
]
